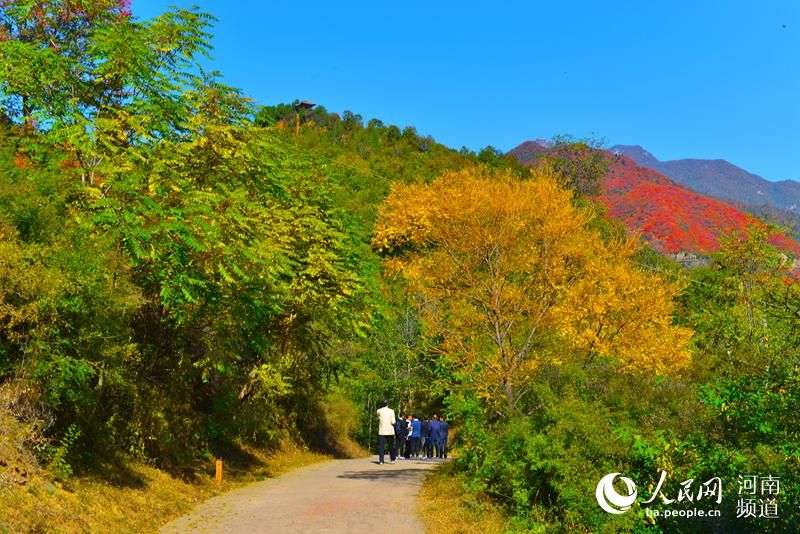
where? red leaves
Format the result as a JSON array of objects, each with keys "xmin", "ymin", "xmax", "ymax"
[
  {"xmin": 598, "ymin": 156, "xmax": 800, "ymax": 255},
  {"xmin": 13, "ymin": 153, "xmax": 33, "ymax": 169},
  {"xmin": 118, "ymin": 0, "xmax": 132, "ymax": 18},
  {"xmin": 59, "ymin": 158, "xmax": 80, "ymax": 169}
]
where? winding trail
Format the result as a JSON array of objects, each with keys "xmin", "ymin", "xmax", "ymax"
[{"xmin": 159, "ymin": 457, "xmax": 440, "ymax": 533}]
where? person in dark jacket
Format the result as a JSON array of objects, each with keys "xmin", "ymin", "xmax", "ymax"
[
  {"xmin": 394, "ymin": 413, "xmax": 406, "ymax": 460},
  {"xmin": 403, "ymin": 414, "xmax": 413, "ymax": 459},
  {"xmin": 440, "ymin": 416, "xmax": 449, "ymax": 459},
  {"xmin": 421, "ymin": 416, "xmax": 432, "ymax": 459},
  {"xmin": 429, "ymin": 414, "xmax": 442, "ymax": 459}
]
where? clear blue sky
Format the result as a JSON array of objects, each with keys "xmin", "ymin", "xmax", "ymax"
[{"xmin": 132, "ymin": 1, "xmax": 799, "ymax": 181}]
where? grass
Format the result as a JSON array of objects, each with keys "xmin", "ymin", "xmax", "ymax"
[
  {"xmin": 0, "ymin": 442, "xmax": 330, "ymax": 533},
  {"xmin": 418, "ymin": 460, "xmax": 512, "ymax": 534}
]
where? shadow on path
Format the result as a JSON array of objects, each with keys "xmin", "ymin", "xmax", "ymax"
[{"xmin": 337, "ymin": 468, "xmax": 430, "ymax": 480}]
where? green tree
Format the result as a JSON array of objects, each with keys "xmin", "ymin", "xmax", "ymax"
[
  {"xmin": 535, "ymin": 135, "xmax": 610, "ymax": 196},
  {"xmin": 0, "ymin": 2, "xmax": 221, "ymax": 185},
  {"xmin": 0, "ymin": 4, "xmax": 373, "ymax": 468}
]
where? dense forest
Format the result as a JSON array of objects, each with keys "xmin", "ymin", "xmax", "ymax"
[{"xmin": 0, "ymin": 3, "xmax": 798, "ymax": 533}]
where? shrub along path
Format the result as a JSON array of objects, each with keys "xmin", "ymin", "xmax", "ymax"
[{"xmin": 159, "ymin": 456, "xmax": 440, "ymax": 533}]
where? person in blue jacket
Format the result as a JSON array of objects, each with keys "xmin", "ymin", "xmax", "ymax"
[{"xmin": 410, "ymin": 415, "xmax": 422, "ymax": 457}]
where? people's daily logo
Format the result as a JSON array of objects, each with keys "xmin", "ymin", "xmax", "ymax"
[{"xmin": 595, "ymin": 473, "xmax": 637, "ymax": 514}]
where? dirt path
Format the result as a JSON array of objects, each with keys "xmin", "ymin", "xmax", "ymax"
[{"xmin": 159, "ymin": 457, "xmax": 441, "ymax": 533}]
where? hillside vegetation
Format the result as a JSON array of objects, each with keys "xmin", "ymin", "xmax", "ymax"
[{"xmin": 511, "ymin": 140, "xmax": 800, "ymax": 255}]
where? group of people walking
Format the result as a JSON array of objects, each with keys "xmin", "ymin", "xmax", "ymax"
[{"xmin": 376, "ymin": 399, "xmax": 449, "ymax": 464}]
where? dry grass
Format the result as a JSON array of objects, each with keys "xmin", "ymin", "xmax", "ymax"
[
  {"xmin": 0, "ymin": 383, "xmax": 348, "ymax": 533},
  {"xmin": 418, "ymin": 462, "xmax": 512, "ymax": 534},
  {"xmin": 0, "ymin": 442, "xmax": 329, "ymax": 533}
]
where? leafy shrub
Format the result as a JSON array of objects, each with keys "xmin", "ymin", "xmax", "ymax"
[{"xmin": 42, "ymin": 425, "xmax": 80, "ymax": 482}]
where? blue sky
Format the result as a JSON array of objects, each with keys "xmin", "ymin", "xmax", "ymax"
[{"xmin": 132, "ymin": 1, "xmax": 799, "ymax": 181}]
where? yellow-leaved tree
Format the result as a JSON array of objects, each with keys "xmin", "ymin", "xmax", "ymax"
[{"xmin": 373, "ymin": 165, "xmax": 691, "ymax": 414}]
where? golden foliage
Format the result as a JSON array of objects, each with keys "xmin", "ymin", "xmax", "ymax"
[{"xmin": 374, "ymin": 166, "xmax": 691, "ymax": 411}]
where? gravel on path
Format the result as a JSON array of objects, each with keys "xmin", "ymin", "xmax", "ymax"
[{"xmin": 159, "ymin": 456, "xmax": 442, "ymax": 533}]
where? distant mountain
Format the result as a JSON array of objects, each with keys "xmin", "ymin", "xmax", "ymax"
[
  {"xmin": 509, "ymin": 142, "xmax": 800, "ymax": 256},
  {"xmin": 508, "ymin": 140, "xmax": 550, "ymax": 163},
  {"xmin": 610, "ymin": 145, "xmax": 800, "ymax": 214}
]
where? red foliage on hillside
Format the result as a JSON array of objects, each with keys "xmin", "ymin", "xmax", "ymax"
[
  {"xmin": 600, "ymin": 155, "xmax": 800, "ymax": 255},
  {"xmin": 508, "ymin": 141, "xmax": 800, "ymax": 255}
]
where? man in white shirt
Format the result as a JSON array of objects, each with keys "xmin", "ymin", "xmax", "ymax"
[{"xmin": 376, "ymin": 399, "xmax": 396, "ymax": 464}]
